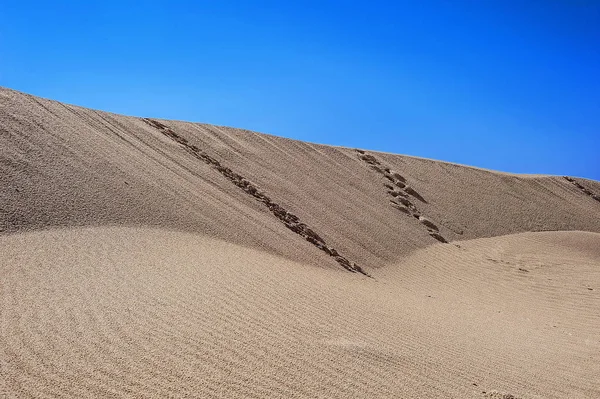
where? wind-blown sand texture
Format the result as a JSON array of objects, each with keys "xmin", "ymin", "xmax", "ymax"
[{"xmin": 1, "ymin": 87, "xmax": 600, "ymax": 398}]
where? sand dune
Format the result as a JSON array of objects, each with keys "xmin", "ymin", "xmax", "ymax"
[{"xmin": 1, "ymin": 87, "xmax": 600, "ymax": 398}]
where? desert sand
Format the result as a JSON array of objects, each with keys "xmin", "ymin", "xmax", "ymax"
[{"xmin": 1, "ymin": 87, "xmax": 599, "ymax": 398}]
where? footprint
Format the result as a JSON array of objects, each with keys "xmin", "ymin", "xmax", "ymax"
[
  {"xmin": 391, "ymin": 171, "xmax": 406, "ymax": 183},
  {"xmin": 393, "ymin": 197, "xmax": 413, "ymax": 207},
  {"xmin": 429, "ymin": 232, "xmax": 448, "ymax": 243},
  {"xmin": 360, "ymin": 154, "xmax": 380, "ymax": 165},
  {"xmin": 418, "ymin": 216, "xmax": 439, "ymax": 231},
  {"xmin": 383, "ymin": 174, "xmax": 396, "ymax": 183},
  {"xmin": 404, "ymin": 186, "xmax": 427, "ymax": 203}
]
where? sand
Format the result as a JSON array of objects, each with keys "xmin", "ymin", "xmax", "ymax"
[{"xmin": 1, "ymin": 87, "xmax": 600, "ymax": 398}]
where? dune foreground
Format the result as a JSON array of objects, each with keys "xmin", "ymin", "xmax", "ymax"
[{"xmin": 1, "ymin": 87, "xmax": 600, "ymax": 398}]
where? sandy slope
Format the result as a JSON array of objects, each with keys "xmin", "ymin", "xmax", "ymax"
[
  {"xmin": 2, "ymin": 87, "xmax": 600, "ymax": 271},
  {"xmin": 1, "ymin": 87, "xmax": 600, "ymax": 398},
  {"xmin": 1, "ymin": 228, "xmax": 599, "ymax": 398}
]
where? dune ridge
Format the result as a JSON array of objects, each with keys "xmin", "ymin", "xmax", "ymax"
[{"xmin": 2, "ymin": 87, "xmax": 600, "ymax": 398}]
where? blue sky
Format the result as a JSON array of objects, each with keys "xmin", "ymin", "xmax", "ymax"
[{"xmin": 1, "ymin": 1, "xmax": 599, "ymax": 180}]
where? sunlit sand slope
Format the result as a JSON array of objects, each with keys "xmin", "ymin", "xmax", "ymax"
[{"xmin": 1, "ymin": 228, "xmax": 598, "ymax": 398}]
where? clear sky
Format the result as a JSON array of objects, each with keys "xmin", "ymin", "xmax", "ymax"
[{"xmin": 2, "ymin": 1, "xmax": 599, "ymax": 180}]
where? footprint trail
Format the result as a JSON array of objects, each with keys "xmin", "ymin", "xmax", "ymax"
[
  {"xmin": 355, "ymin": 149, "xmax": 448, "ymax": 243},
  {"xmin": 564, "ymin": 176, "xmax": 600, "ymax": 204},
  {"xmin": 143, "ymin": 118, "xmax": 369, "ymax": 276}
]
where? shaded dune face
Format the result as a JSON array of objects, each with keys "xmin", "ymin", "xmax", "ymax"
[{"xmin": 2, "ymin": 87, "xmax": 600, "ymax": 398}]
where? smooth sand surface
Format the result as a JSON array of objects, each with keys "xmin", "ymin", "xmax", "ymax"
[{"xmin": 2, "ymin": 87, "xmax": 600, "ymax": 398}]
